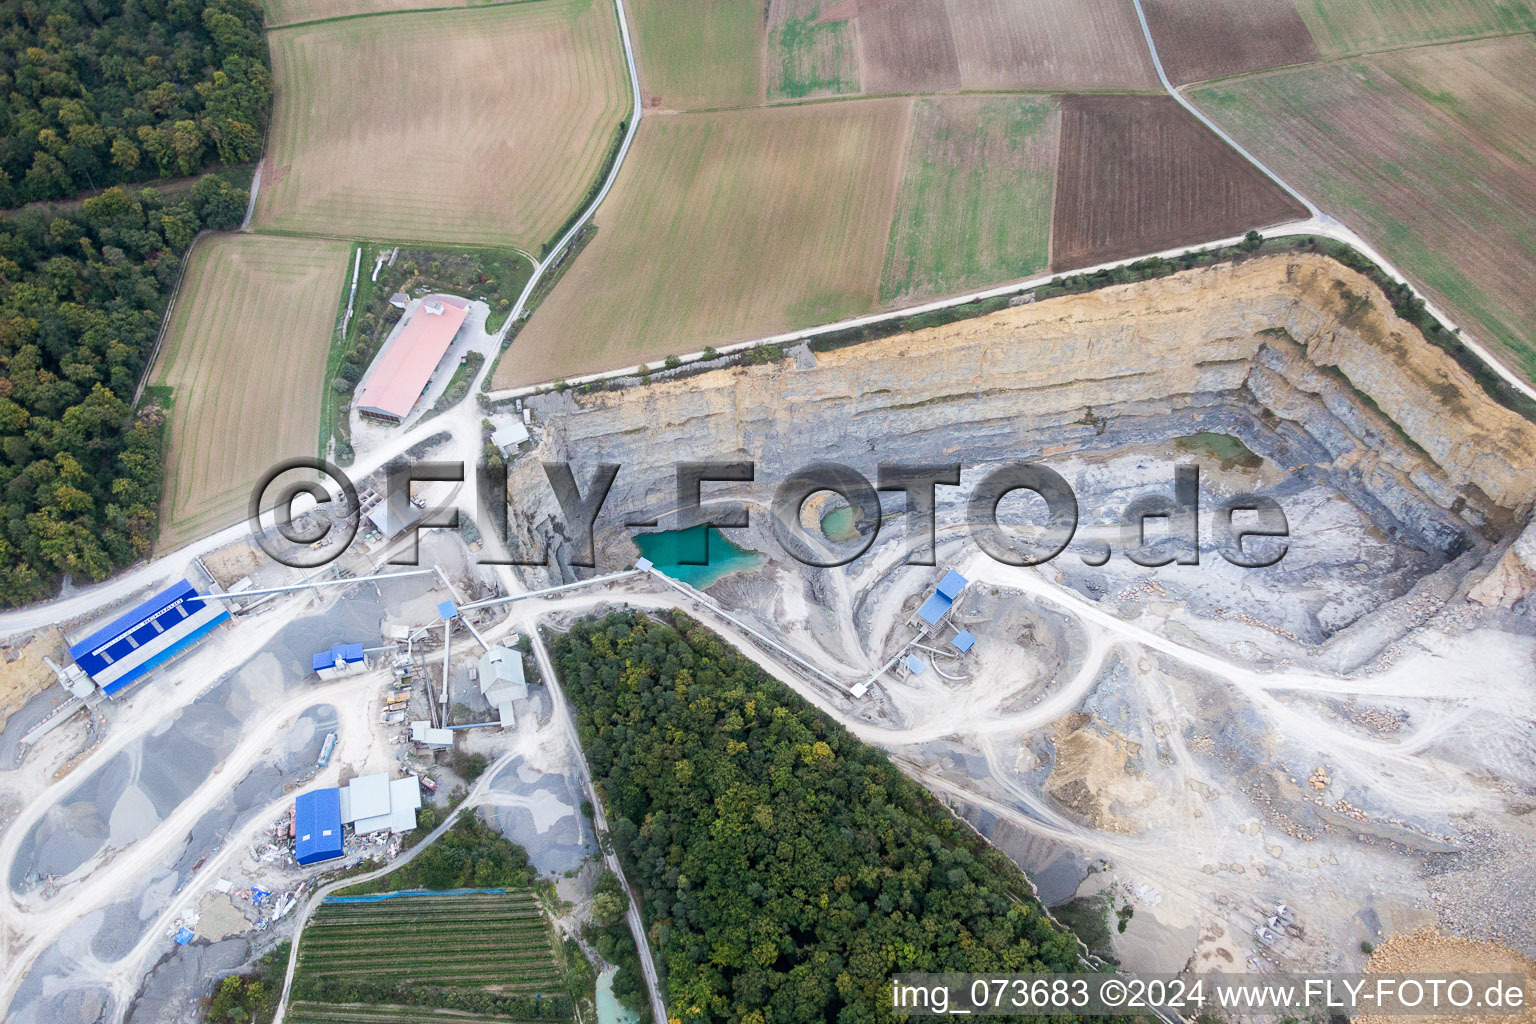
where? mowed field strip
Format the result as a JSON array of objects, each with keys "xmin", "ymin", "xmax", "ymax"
[
  {"xmin": 261, "ymin": 0, "xmax": 471, "ymax": 31},
  {"xmin": 1050, "ymin": 94, "xmax": 1307, "ymax": 268},
  {"xmin": 1192, "ymin": 36, "xmax": 1536, "ymax": 380},
  {"xmin": 151, "ymin": 234, "xmax": 351, "ymax": 548},
  {"xmin": 495, "ymin": 101, "xmax": 911, "ymax": 387},
  {"xmin": 880, "ymin": 95, "xmax": 1058, "ymax": 305},
  {"xmin": 255, "ymin": 0, "xmax": 629, "ymax": 250}
]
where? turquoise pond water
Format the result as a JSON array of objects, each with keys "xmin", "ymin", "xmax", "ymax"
[
  {"xmin": 632, "ymin": 525, "xmax": 765, "ymax": 589},
  {"xmin": 596, "ymin": 969, "xmax": 639, "ymax": 1024}
]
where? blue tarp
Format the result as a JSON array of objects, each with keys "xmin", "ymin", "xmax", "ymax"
[
  {"xmin": 294, "ymin": 788, "xmax": 343, "ymax": 865},
  {"xmin": 324, "ymin": 888, "xmax": 509, "ymax": 904},
  {"xmin": 173, "ymin": 927, "xmax": 194, "ymax": 945},
  {"xmin": 952, "ymin": 630, "xmax": 977, "ymax": 653}
]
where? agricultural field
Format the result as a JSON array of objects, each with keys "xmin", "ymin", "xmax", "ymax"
[
  {"xmin": 856, "ymin": 0, "xmax": 1159, "ymax": 93},
  {"xmin": 1192, "ymin": 39, "xmax": 1536, "ymax": 381},
  {"xmin": 151, "ymin": 234, "xmax": 351, "ymax": 549},
  {"xmin": 254, "ymin": 0, "xmax": 629, "ymax": 250},
  {"xmin": 767, "ymin": 0, "xmax": 860, "ymax": 99},
  {"xmin": 291, "ymin": 892, "xmax": 567, "ymax": 1015},
  {"xmin": 1140, "ymin": 0, "xmax": 1320, "ymax": 84},
  {"xmin": 261, "ymin": 0, "xmax": 470, "ymax": 30},
  {"xmin": 1050, "ymin": 94, "xmax": 1307, "ymax": 269},
  {"xmin": 628, "ymin": 0, "xmax": 764, "ymax": 108},
  {"xmin": 880, "ymin": 95, "xmax": 1058, "ymax": 304},
  {"xmin": 494, "ymin": 100, "xmax": 911, "ymax": 388},
  {"xmin": 1291, "ymin": 0, "xmax": 1536, "ymax": 57}
]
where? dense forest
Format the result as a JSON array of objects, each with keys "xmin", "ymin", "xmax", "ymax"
[
  {"xmin": 0, "ymin": 173, "xmax": 248, "ymax": 604},
  {"xmin": 553, "ymin": 611, "xmax": 1085, "ymax": 1024},
  {"xmin": 0, "ymin": 0, "xmax": 270, "ymax": 206}
]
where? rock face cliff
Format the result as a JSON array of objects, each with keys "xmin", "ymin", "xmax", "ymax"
[{"xmin": 512, "ymin": 254, "xmax": 1535, "ymax": 572}]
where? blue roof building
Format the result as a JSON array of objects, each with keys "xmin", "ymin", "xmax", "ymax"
[
  {"xmin": 437, "ymin": 600, "xmax": 458, "ymax": 620},
  {"xmin": 916, "ymin": 593, "xmax": 952, "ymax": 626},
  {"xmin": 952, "ymin": 630, "xmax": 977, "ymax": 653},
  {"xmin": 905, "ymin": 654, "xmax": 928, "ymax": 675},
  {"xmin": 936, "ymin": 570, "xmax": 968, "ymax": 600},
  {"xmin": 915, "ymin": 569, "xmax": 970, "ymax": 627},
  {"xmin": 312, "ymin": 643, "xmax": 368, "ymax": 679},
  {"xmin": 294, "ymin": 788, "xmax": 344, "ymax": 865},
  {"xmin": 67, "ymin": 579, "xmax": 230, "ymax": 696}
]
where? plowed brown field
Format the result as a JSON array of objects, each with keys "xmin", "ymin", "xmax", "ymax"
[
  {"xmin": 853, "ymin": 0, "xmax": 1159, "ymax": 93},
  {"xmin": 1051, "ymin": 95, "xmax": 1306, "ymax": 269},
  {"xmin": 1141, "ymin": 0, "xmax": 1319, "ymax": 84}
]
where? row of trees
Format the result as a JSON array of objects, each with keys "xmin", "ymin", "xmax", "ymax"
[
  {"xmin": 553, "ymin": 611, "xmax": 1085, "ymax": 1024},
  {"xmin": 0, "ymin": 0, "xmax": 271, "ymax": 206},
  {"xmin": 0, "ymin": 172, "xmax": 247, "ymax": 605}
]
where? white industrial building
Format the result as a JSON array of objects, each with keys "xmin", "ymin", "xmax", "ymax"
[
  {"xmin": 410, "ymin": 720, "xmax": 454, "ymax": 747},
  {"xmin": 477, "ymin": 645, "xmax": 527, "ymax": 729},
  {"xmin": 338, "ymin": 772, "xmax": 422, "ymax": 834}
]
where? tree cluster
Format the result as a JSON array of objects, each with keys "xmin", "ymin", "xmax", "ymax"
[
  {"xmin": 552, "ymin": 611, "xmax": 1085, "ymax": 1024},
  {"xmin": 340, "ymin": 811, "xmax": 539, "ymax": 894},
  {"xmin": 0, "ymin": 0, "xmax": 271, "ymax": 206},
  {"xmin": 0, "ymin": 173, "xmax": 247, "ymax": 605},
  {"xmin": 202, "ymin": 940, "xmax": 287, "ymax": 1024}
]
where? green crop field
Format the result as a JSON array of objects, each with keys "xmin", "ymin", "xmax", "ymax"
[
  {"xmin": 496, "ymin": 100, "xmax": 911, "ymax": 388},
  {"xmin": 1291, "ymin": 0, "xmax": 1536, "ymax": 57},
  {"xmin": 255, "ymin": 0, "xmax": 629, "ymax": 250},
  {"xmin": 151, "ymin": 234, "xmax": 351, "ymax": 549},
  {"xmin": 629, "ymin": 0, "xmax": 764, "ymax": 108},
  {"xmin": 288, "ymin": 891, "xmax": 570, "ymax": 1023},
  {"xmin": 880, "ymin": 95, "xmax": 1059, "ymax": 304},
  {"xmin": 767, "ymin": 0, "xmax": 860, "ymax": 100},
  {"xmin": 1193, "ymin": 39, "xmax": 1536, "ymax": 382}
]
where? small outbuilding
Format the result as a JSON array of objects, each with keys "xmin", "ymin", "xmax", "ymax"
[
  {"xmin": 294, "ymin": 788, "xmax": 344, "ymax": 865},
  {"xmin": 492, "ymin": 421, "xmax": 530, "ymax": 456},
  {"xmin": 905, "ymin": 654, "xmax": 928, "ymax": 676},
  {"xmin": 952, "ymin": 630, "xmax": 977, "ymax": 653},
  {"xmin": 410, "ymin": 720, "xmax": 454, "ymax": 747}
]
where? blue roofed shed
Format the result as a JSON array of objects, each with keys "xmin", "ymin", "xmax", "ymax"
[
  {"xmin": 952, "ymin": 630, "xmax": 977, "ymax": 653},
  {"xmin": 294, "ymin": 788, "xmax": 344, "ymax": 865},
  {"xmin": 905, "ymin": 654, "xmax": 928, "ymax": 675},
  {"xmin": 438, "ymin": 601, "xmax": 458, "ymax": 620},
  {"xmin": 312, "ymin": 643, "xmax": 368, "ymax": 679},
  {"xmin": 936, "ymin": 570, "xmax": 968, "ymax": 600}
]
